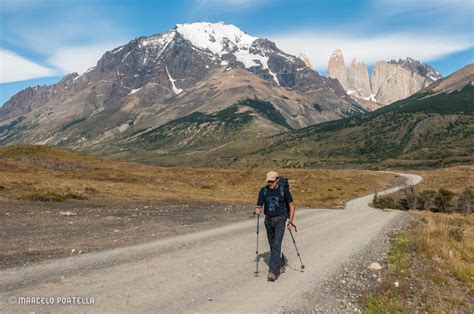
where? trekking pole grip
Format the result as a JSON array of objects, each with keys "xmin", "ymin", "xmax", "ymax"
[{"xmin": 288, "ymin": 221, "xmax": 297, "ymax": 232}]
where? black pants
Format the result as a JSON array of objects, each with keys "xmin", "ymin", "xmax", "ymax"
[{"xmin": 264, "ymin": 216, "xmax": 287, "ymax": 275}]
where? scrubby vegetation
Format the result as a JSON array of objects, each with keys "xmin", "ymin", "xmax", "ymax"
[{"xmin": 373, "ymin": 185, "xmax": 473, "ymax": 213}]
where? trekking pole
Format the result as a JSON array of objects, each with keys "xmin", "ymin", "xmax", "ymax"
[
  {"xmin": 254, "ymin": 213, "xmax": 260, "ymax": 277},
  {"xmin": 288, "ymin": 228, "xmax": 305, "ymax": 271}
]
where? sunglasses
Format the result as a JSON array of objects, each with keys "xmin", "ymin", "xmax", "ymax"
[{"xmin": 267, "ymin": 180, "xmax": 276, "ymax": 184}]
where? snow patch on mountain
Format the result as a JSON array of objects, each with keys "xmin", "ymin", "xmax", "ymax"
[
  {"xmin": 174, "ymin": 22, "xmax": 282, "ymax": 85},
  {"xmin": 176, "ymin": 22, "xmax": 256, "ymax": 56},
  {"xmin": 128, "ymin": 87, "xmax": 142, "ymax": 95},
  {"xmin": 141, "ymin": 30, "xmax": 176, "ymax": 48},
  {"xmin": 165, "ymin": 65, "xmax": 183, "ymax": 95},
  {"xmin": 362, "ymin": 93, "xmax": 377, "ymax": 102},
  {"xmin": 113, "ymin": 46, "xmax": 124, "ymax": 54}
]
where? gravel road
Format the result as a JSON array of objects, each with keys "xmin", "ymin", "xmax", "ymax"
[{"xmin": 0, "ymin": 172, "xmax": 422, "ymax": 313}]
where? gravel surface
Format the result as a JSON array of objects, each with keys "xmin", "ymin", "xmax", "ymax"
[
  {"xmin": 285, "ymin": 211, "xmax": 411, "ymax": 313},
  {"xmin": 0, "ymin": 200, "xmax": 253, "ymax": 269},
  {"xmin": 0, "ymin": 172, "xmax": 422, "ymax": 313}
]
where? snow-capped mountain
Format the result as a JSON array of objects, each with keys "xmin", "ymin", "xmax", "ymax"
[
  {"xmin": 0, "ymin": 22, "xmax": 362, "ymax": 155},
  {"xmin": 175, "ymin": 22, "xmax": 281, "ymax": 85}
]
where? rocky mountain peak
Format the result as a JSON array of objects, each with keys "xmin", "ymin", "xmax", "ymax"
[
  {"xmin": 347, "ymin": 58, "xmax": 371, "ymax": 99},
  {"xmin": 1, "ymin": 22, "xmax": 360, "ymax": 150},
  {"xmin": 327, "ymin": 50, "xmax": 443, "ymax": 107},
  {"xmin": 330, "ymin": 48, "xmax": 344, "ymax": 59},
  {"xmin": 350, "ymin": 58, "xmax": 364, "ymax": 65},
  {"xmin": 327, "ymin": 48, "xmax": 348, "ymax": 89},
  {"xmin": 298, "ymin": 53, "xmax": 313, "ymax": 69},
  {"xmin": 175, "ymin": 22, "xmax": 256, "ymax": 56},
  {"xmin": 389, "ymin": 57, "xmax": 442, "ymax": 81}
]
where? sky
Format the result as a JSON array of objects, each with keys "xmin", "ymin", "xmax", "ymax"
[{"xmin": 0, "ymin": 0, "xmax": 473, "ymax": 105}]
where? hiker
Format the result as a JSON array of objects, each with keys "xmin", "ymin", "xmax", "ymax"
[{"xmin": 255, "ymin": 171, "xmax": 295, "ymax": 281}]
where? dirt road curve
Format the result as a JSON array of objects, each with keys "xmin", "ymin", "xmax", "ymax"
[{"xmin": 1, "ymin": 172, "xmax": 422, "ymax": 313}]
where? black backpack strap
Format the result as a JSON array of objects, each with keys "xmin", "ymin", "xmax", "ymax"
[
  {"xmin": 263, "ymin": 187, "xmax": 268, "ymax": 198},
  {"xmin": 280, "ymin": 185, "xmax": 290, "ymax": 216}
]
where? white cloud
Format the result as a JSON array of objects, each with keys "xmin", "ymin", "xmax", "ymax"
[
  {"xmin": 0, "ymin": 49, "xmax": 56, "ymax": 83},
  {"xmin": 373, "ymin": 0, "xmax": 472, "ymax": 16},
  {"xmin": 1, "ymin": 1, "xmax": 130, "ymax": 82},
  {"xmin": 0, "ymin": 0, "xmax": 49, "ymax": 12},
  {"xmin": 195, "ymin": 0, "xmax": 270, "ymax": 8},
  {"xmin": 270, "ymin": 31, "xmax": 473, "ymax": 71},
  {"xmin": 2, "ymin": 1, "xmax": 130, "ymax": 56},
  {"xmin": 6, "ymin": 18, "xmax": 125, "ymax": 56},
  {"xmin": 189, "ymin": 0, "xmax": 272, "ymax": 16},
  {"xmin": 366, "ymin": 0, "xmax": 474, "ymax": 34},
  {"xmin": 47, "ymin": 42, "xmax": 123, "ymax": 74}
]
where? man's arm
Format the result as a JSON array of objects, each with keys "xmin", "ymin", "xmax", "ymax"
[
  {"xmin": 285, "ymin": 188, "xmax": 295, "ymax": 229},
  {"xmin": 255, "ymin": 188, "xmax": 264, "ymax": 215},
  {"xmin": 288, "ymin": 202, "xmax": 295, "ymax": 223}
]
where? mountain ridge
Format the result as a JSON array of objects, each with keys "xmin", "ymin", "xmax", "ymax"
[
  {"xmin": 327, "ymin": 49, "xmax": 442, "ymax": 108},
  {"xmin": 0, "ymin": 21, "xmax": 362, "ymax": 151}
]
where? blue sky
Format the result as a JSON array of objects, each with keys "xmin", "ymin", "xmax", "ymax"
[{"xmin": 1, "ymin": 0, "xmax": 473, "ymax": 105}]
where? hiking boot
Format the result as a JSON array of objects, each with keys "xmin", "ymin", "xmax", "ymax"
[
  {"xmin": 280, "ymin": 266, "xmax": 286, "ymax": 274},
  {"xmin": 267, "ymin": 272, "xmax": 277, "ymax": 281}
]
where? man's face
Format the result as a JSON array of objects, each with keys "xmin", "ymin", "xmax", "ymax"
[{"xmin": 267, "ymin": 178, "xmax": 278, "ymax": 190}]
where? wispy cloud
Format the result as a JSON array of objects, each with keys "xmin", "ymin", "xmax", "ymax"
[
  {"xmin": 365, "ymin": 0, "xmax": 474, "ymax": 34},
  {"xmin": 270, "ymin": 31, "xmax": 473, "ymax": 71},
  {"xmin": 0, "ymin": 0, "xmax": 56, "ymax": 12},
  {"xmin": 372, "ymin": 0, "xmax": 472, "ymax": 17},
  {"xmin": 268, "ymin": 0, "xmax": 473, "ymax": 72},
  {"xmin": 0, "ymin": 49, "xmax": 56, "ymax": 83},
  {"xmin": 189, "ymin": 0, "xmax": 273, "ymax": 18},
  {"xmin": 48, "ymin": 43, "xmax": 124, "ymax": 74},
  {"xmin": 194, "ymin": 0, "xmax": 271, "ymax": 9},
  {"xmin": 3, "ymin": 9, "xmax": 126, "ymax": 53},
  {"xmin": 1, "ymin": 2, "xmax": 129, "ymax": 81}
]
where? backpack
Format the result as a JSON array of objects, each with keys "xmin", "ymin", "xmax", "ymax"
[{"xmin": 263, "ymin": 176, "xmax": 291, "ymax": 216}]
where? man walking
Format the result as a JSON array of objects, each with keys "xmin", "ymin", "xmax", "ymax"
[{"xmin": 255, "ymin": 171, "xmax": 295, "ymax": 281}]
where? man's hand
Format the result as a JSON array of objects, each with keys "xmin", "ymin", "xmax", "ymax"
[
  {"xmin": 287, "ymin": 221, "xmax": 294, "ymax": 230},
  {"xmin": 255, "ymin": 207, "xmax": 261, "ymax": 215}
]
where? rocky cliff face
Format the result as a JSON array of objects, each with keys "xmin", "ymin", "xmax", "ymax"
[
  {"xmin": 0, "ymin": 22, "xmax": 362, "ymax": 152},
  {"xmin": 347, "ymin": 59, "xmax": 371, "ymax": 99},
  {"xmin": 298, "ymin": 53, "xmax": 313, "ymax": 69},
  {"xmin": 327, "ymin": 49, "xmax": 348, "ymax": 89},
  {"xmin": 327, "ymin": 50, "xmax": 442, "ymax": 108},
  {"xmin": 371, "ymin": 58, "xmax": 442, "ymax": 105}
]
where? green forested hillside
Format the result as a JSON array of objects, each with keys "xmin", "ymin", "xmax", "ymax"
[{"xmin": 241, "ymin": 84, "xmax": 473, "ymax": 168}]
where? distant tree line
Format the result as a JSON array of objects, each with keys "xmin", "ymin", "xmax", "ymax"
[{"xmin": 373, "ymin": 185, "xmax": 473, "ymax": 213}]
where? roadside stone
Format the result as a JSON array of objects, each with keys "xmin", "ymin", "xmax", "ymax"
[
  {"xmin": 60, "ymin": 211, "xmax": 76, "ymax": 216},
  {"xmin": 369, "ymin": 262, "xmax": 382, "ymax": 270}
]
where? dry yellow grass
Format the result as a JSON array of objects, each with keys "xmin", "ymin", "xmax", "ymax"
[
  {"xmin": 411, "ymin": 211, "xmax": 474, "ymax": 290},
  {"xmin": 0, "ymin": 145, "xmax": 396, "ymax": 208},
  {"xmin": 412, "ymin": 165, "xmax": 473, "ymax": 194},
  {"xmin": 363, "ymin": 166, "xmax": 473, "ymax": 313},
  {"xmin": 363, "ymin": 208, "xmax": 473, "ymax": 313}
]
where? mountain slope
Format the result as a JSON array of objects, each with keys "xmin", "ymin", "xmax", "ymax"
[
  {"xmin": 97, "ymin": 99, "xmax": 291, "ymax": 167},
  {"xmin": 230, "ymin": 64, "xmax": 474, "ymax": 168},
  {"xmin": 0, "ymin": 22, "xmax": 360, "ymax": 152}
]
